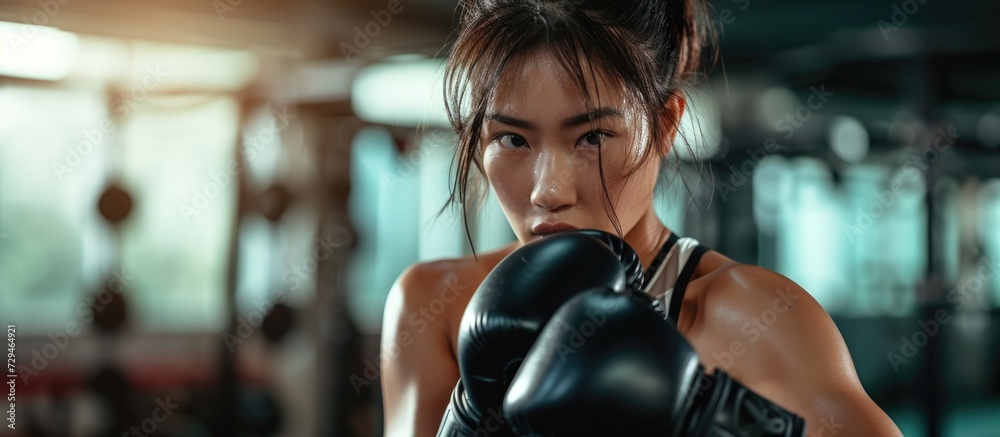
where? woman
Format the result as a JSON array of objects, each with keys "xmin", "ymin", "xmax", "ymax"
[{"xmin": 381, "ymin": 0, "xmax": 902, "ymax": 435}]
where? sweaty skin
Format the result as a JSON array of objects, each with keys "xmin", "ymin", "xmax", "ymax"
[{"xmin": 381, "ymin": 47, "xmax": 902, "ymax": 437}]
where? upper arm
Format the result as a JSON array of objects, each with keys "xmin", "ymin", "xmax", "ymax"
[
  {"xmin": 708, "ymin": 266, "xmax": 902, "ymax": 437},
  {"xmin": 381, "ymin": 263, "xmax": 466, "ymax": 437}
]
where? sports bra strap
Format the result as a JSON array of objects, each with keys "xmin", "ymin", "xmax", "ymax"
[
  {"xmin": 667, "ymin": 244, "xmax": 709, "ymax": 326},
  {"xmin": 641, "ymin": 232, "xmax": 680, "ymax": 290}
]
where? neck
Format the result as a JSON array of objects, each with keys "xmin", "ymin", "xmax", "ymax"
[{"xmin": 622, "ymin": 206, "xmax": 672, "ymax": 272}]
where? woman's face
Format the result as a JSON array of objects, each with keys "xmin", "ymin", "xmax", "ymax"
[{"xmin": 481, "ymin": 48, "xmax": 674, "ymax": 242}]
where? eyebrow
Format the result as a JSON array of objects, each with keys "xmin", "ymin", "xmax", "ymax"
[{"xmin": 486, "ymin": 107, "xmax": 623, "ymax": 130}]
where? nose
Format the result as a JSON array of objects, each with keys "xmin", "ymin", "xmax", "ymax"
[{"xmin": 530, "ymin": 148, "xmax": 577, "ymax": 211}]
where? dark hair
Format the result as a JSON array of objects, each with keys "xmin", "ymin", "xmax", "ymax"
[{"xmin": 440, "ymin": 0, "xmax": 716, "ymax": 253}]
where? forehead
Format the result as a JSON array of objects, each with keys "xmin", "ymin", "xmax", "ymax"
[{"xmin": 489, "ymin": 47, "xmax": 631, "ymax": 118}]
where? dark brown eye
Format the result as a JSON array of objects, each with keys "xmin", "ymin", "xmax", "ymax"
[
  {"xmin": 579, "ymin": 131, "xmax": 609, "ymax": 148},
  {"xmin": 499, "ymin": 134, "xmax": 528, "ymax": 149}
]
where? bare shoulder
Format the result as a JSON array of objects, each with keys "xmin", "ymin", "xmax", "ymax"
[
  {"xmin": 389, "ymin": 242, "xmax": 521, "ymax": 312},
  {"xmin": 685, "ymin": 263, "xmax": 902, "ymax": 436},
  {"xmin": 384, "ymin": 242, "xmax": 521, "ymax": 356},
  {"xmin": 698, "ymin": 263, "xmax": 826, "ymax": 323},
  {"xmin": 686, "ymin": 262, "xmax": 840, "ymax": 375},
  {"xmin": 380, "ymin": 242, "xmax": 520, "ymax": 436}
]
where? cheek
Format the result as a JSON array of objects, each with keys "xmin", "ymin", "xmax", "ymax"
[
  {"xmin": 483, "ymin": 146, "xmax": 529, "ymax": 208},
  {"xmin": 603, "ymin": 151, "xmax": 659, "ymax": 207},
  {"xmin": 594, "ymin": 144, "xmax": 641, "ymax": 187}
]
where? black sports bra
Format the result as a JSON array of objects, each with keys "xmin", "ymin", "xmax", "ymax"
[{"xmin": 641, "ymin": 232, "xmax": 710, "ymax": 326}]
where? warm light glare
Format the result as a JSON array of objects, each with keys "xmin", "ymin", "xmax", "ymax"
[
  {"xmin": 129, "ymin": 40, "xmax": 259, "ymax": 91},
  {"xmin": 352, "ymin": 55, "xmax": 449, "ymax": 127},
  {"xmin": 0, "ymin": 21, "xmax": 80, "ymax": 81}
]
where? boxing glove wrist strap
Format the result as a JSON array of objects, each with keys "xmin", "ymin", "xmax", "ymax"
[{"xmin": 682, "ymin": 370, "xmax": 806, "ymax": 437}]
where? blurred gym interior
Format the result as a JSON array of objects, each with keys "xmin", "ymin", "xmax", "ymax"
[{"xmin": 0, "ymin": 0, "xmax": 998, "ymax": 435}]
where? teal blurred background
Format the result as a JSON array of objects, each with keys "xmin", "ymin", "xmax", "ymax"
[{"xmin": 0, "ymin": 0, "xmax": 998, "ymax": 436}]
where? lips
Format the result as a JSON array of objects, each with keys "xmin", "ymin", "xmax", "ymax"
[{"xmin": 531, "ymin": 222, "xmax": 578, "ymax": 236}]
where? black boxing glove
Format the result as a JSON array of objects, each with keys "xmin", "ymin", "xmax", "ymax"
[
  {"xmin": 437, "ymin": 381, "xmax": 512, "ymax": 437},
  {"xmin": 566, "ymin": 229, "xmax": 645, "ymax": 289},
  {"xmin": 437, "ymin": 230, "xmax": 644, "ymax": 436},
  {"xmin": 503, "ymin": 286, "xmax": 806, "ymax": 437}
]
